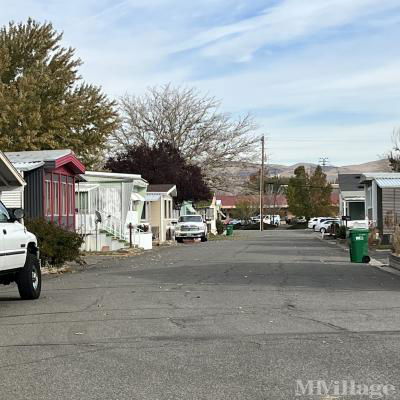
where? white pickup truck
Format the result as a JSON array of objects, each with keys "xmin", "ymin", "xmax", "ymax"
[
  {"xmin": 0, "ymin": 201, "xmax": 41, "ymax": 299},
  {"xmin": 175, "ymin": 215, "xmax": 208, "ymax": 243}
]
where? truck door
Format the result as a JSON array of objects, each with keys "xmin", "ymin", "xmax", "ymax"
[
  {"xmin": 0, "ymin": 203, "xmax": 26, "ymax": 270},
  {"xmin": 0, "ymin": 223, "xmax": 4, "ymax": 271},
  {"xmin": 0, "ymin": 204, "xmax": 8, "ymax": 271}
]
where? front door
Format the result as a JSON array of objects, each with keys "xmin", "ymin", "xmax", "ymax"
[{"xmin": 0, "ymin": 202, "xmax": 26, "ymax": 271}]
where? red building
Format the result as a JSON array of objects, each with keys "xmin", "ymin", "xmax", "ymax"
[{"xmin": 5, "ymin": 150, "xmax": 85, "ymax": 230}]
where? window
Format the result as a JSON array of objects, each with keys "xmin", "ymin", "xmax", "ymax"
[
  {"xmin": 76, "ymin": 192, "xmax": 89, "ymax": 214},
  {"xmin": 0, "ymin": 201, "xmax": 10, "ymax": 222},
  {"xmin": 141, "ymin": 202, "xmax": 148, "ymax": 220},
  {"xmin": 61, "ymin": 181, "xmax": 68, "ymax": 216},
  {"xmin": 178, "ymin": 216, "xmax": 203, "ymax": 223},
  {"xmin": 68, "ymin": 183, "xmax": 74, "ymax": 214},
  {"xmin": 53, "ymin": 180, "xmax": 59, "ymax": 216},
  {"xmin": 45, "ymin": 180, "xmax": 51, "ymax": 216},
  {"xmin": 131, "ymin": 201, "xmax": 138, "ymax": 212}
]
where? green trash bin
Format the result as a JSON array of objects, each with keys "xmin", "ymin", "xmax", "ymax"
[
  {"xmin": 348, "ymin": 228, "xmax": 370, "ymax": 263},
  {"xmin": 226, "ymin": 224, "xmax": 234, "ymax": 236}
]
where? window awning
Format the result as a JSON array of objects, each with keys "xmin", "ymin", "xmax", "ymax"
[
  {"xmin": 145, "ymin": 193, "xmax": 161, "ymax": 202},
  {"xmin": 131, "ymin": 192, "xmax": 145, "ymax": 202}
]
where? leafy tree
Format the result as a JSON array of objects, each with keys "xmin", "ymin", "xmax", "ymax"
[
  {"xmin": 0, "ymin": 19, "xmax": 118, "ymax": 168},
  {"xmin": 111, "ymin": 84, "xmax": 258, "ymax": 190},
  {"xmin": 309, "ymin": 166, "xmax": 332, "ymax": 216},
  {"xmin": 231, "ymin": 199, "xmax": 258, "ymax": 223},
  {"xmin": 105, "ymin": 142, "xmax": 211, "ymax": 203},
  {"xmin": 287, "ymin": 166, "xmax": 312, "ymax": 218}
]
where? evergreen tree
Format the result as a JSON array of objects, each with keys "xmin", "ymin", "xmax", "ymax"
[
  {"xmin": 0, "ymin": 19, "xmax": 118, "ymax": 167},
  {"xmin": 287, "ymin": 166, "xmax": 312, "ymax": 218},
  {"xmin": 309, "ymin": 166, "xmax": 332, "ymax": 216}
]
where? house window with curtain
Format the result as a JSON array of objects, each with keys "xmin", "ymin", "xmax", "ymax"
[
  {"xmin": 53, "ymin": 175, "xmax": 60, "ymax": 216},
  {"xmin": 76, "ymin": 192, "xmax": 89, "ymax": 214},
  {"xmin": 45, "ymin": 173, "xmax": 52, "ymax": 216},
  {"xmin": 68, "ymin": 177, "xmax": 74, "ymax": 215},
  {"xmin": 61, "ymin": 176, "xmax": 68, "ymax": 216}
]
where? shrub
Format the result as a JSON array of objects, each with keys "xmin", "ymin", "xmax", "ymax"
[
  {"xmin": 216, "ymin": 219, "xmax": 225, "ymax": 235},
  {"xmin": 25, "ymin": 219, "xmax": 84, "ymax": 268},
  {"xmin": 392, "ymin": 226, "xmax": 400, "ymax": 255},
  {"xmin": 337, "ymin": 225, "xmax": 347, "ymax": 239},
  {"xmin": 368, "ymin": 227, "xmax": 380, "ymax": 247}
]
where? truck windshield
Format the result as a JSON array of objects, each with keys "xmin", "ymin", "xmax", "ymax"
[
  {"xmin": 0, "ymin": 201, "xmax": 10, "ymax": 222},
  {"xmin": 179, "ymin": 216, "xmax": 203, "ymax": 223}
]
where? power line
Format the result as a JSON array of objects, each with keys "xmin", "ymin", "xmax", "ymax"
[{"xmin": 319, "ymin": 157, "xmax": 329, "ymax": 167}]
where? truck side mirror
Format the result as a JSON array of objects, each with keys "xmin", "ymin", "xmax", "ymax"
[{"xmin": 11, "ymin": 208, "xmax": 24, "ymax": 221}]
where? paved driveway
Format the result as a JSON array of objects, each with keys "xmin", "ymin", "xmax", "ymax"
[{"xmin": 1, "ymin": 230, "xmax": 400, "ymax": 399}]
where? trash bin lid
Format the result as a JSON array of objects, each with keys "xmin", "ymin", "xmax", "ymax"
[{"xmin": 349, "ymin": 228, "xmax": 369, "ymax": 233}]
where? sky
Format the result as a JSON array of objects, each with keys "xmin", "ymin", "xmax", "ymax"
[{"xmin": 1, "ymin": 0, "xmax": 400, "ymax": 166}]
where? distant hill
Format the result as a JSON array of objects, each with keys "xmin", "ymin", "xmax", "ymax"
[{"xmin": 216, "ymin": 159, "xmax": 392, "ymax": 195}]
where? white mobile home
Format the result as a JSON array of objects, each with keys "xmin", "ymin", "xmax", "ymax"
[
  {"xmin": 76, "ymin": 171, "xmax": 152, "ymax": 251},
  {"xmin": 143, "ymin": 184, "xmax": 178, "ymax": 243}
]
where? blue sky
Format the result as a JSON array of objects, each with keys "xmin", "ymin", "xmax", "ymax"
[{"xmin": 1, "ymin": 0, "xmax": 400, "ymax": 166}]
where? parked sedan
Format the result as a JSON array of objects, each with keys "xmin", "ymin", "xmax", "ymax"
[
  {"xmin": 315, "ymin": 219, "xmax": 340, "ymax": 233},
  {"xmin": 308, "ymin": 217, "xmax": 325, "ymax": 229}
]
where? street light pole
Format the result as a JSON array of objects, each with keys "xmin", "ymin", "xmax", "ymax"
[{"xmin": 260, "ymin": 135, "xmax": 265, "ymax": 232}]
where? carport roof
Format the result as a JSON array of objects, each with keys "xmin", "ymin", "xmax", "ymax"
[
  {"xmin": 0, "ymin": 151, "xmax": 26, "ymax": 191},
  {"xmin": 375, "ymin": 178, "xmax": 400, "ymax": 188},
  {"xmin": 360, "ymin": 173, "xmax": 400, "ymax": 188}
]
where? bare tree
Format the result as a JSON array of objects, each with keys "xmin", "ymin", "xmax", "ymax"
[
  {"xmin": 111, "ymin": 84, "xmax": 258, "ymax": 189},
  {"xmin": 388, "ymin": 128, "xmax": 400, "ymax": 171}
]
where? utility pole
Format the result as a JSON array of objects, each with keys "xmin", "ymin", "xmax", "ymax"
[
  {"xmin": 319, "ymin": 157, "xmax": 329, "ymax": 167},
  {"xmin": 260, "ymin": 135, "xmax": 265, "ymax": 232}
]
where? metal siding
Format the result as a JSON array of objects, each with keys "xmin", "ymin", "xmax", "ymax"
[
  {"xmin": 0, "ymin": 189, "xmax": 23, "ymax": 208},
  {"xmin": 381, "ymin": 188, "xmax": 400, "ymax": 234},
  {"xmin": 24, "ymin": 168, "xmax": 44, "ymax": 219}
]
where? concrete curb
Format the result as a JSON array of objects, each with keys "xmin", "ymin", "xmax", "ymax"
[{"xmin": 315, "ymin": 232, "xmax": 399, "ymax": 277}]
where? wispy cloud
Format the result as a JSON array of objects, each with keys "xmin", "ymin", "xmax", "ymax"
[{"xmin": 0, "ymin": 0, "xmax": 399, "ymax": 165}]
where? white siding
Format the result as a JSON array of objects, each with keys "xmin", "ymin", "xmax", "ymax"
[{"xmin": 0, "ymin": 189, "xmax": 23, "ymax": 208}]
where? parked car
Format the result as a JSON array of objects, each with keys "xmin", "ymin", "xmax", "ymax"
[
  {"xmin": 263, "ymin": 215, "xmax": 281, "ymax": 226},
  {"xmin": 308, "ymin": 217, "xmax": 328, "ymax": 230},
  {"xmin": 315, "ymin": 218, "xmax": 340, "ymax": 232},
  {"xmin": 0, "ymin": 202, "xmax": 41, "ymax": 299},
  {"xmin": 175, "ymin": 215, "xmax": 208, "ymax": 243},
  {"xmin": 228, "ymin": 219, "xmax": 243, "ymax": 226},
  {"xmin": 295, "ymin": 216, "xmax": 307, "ymax": 223}
]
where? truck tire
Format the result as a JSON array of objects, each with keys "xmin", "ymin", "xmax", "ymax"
[
  {"xmin": 201, "ymin": 235, "xmax": 208, "ymax": 242},
  {"xmin": 16, "ymin": 253, "xmax": 41, "ymax": 300},
  {"xmin": 176, "ymin": 237, "xmax": 184, "ymax": 243}
]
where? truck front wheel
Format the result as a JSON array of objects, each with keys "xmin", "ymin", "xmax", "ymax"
[
  {"xmin": 16, "ymin": 253, "xmax": 41, "ymax": 300},
  {"xmin": 201, "ymin": 235, "xmax": 208, "ymax": 242}
]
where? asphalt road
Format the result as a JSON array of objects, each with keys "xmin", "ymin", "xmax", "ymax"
[{"xmin": 1, "ymin": 230, "xmax": 400, "ymax": 400}]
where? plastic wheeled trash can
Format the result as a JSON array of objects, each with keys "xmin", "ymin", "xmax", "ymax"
[
  {"xmin": 226, "ymin": 224, "xmax": 234, "ymax": 236},
  {"xmin": 348, "ymin": 228, "xmax": 370, "ymax": 263}
]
